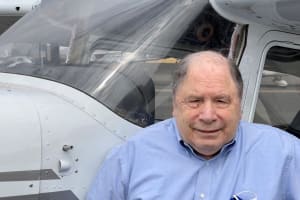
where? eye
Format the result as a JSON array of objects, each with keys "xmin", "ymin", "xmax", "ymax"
[
  {"xmin": 188, "ymin": 99, "xmax": 200, "ymax": 103},
  {"xmin": 217, "ymin": 99, "xmax": 227, "ymax": 104},
  {"xmin": 215, "ymin": 97, "xmax": 231, "ymax": 107},
  {"xmin": 187, "ymin": 99, "xmax": 200, "ymax": 107},
  {"xmin": 184, "ymin": 98, "xmax": 202, "ymax": 108}
]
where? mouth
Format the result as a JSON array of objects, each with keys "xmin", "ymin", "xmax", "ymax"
[{"xmin": 193, "ymin": 128, "xmax": 221, "ymax": 134}]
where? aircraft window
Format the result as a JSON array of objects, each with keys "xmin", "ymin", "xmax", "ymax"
[
  {"xmin": 254, "ymin": 46, "xmax": 300, "ymax": 138},
  {"xmin": 0, "ymin": 0, "xmax": 238, "ymax": 127}
]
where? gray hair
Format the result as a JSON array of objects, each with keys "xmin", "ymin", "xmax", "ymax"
[{"xmin": 172, "ymin": 51, "xmax": 244, "ymax": 99}]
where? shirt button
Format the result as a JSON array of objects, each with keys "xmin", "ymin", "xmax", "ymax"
[{"xmin": 200, "ymin": 193, "xmax": 205, "ymax": 199}]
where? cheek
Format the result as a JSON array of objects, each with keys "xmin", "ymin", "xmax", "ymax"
[
  {"xmin": 172, "ymin": 101, "xmax": 180, "ymax": 117},
  {"xmin": 178, "ymin": 109, "xmax": 198, "ymax": 122},
  {"xmin": 172, "ymin": 104, "xmax": 179, "ymax": 118},
  {"xmin": 229, "ymin": 105, "xmax": 242, "ymax": 122},
  {"xmin": 173, "ymin": 106, "xmax": 195, "ymax": 129},
  {"xmin": 219, "ymin": 110, "xmax": 233, "ymax": 120},
  {"xmin": 173, "ymin": 103, "xmax": 191, "ymax": 118},
  {"xmin": 222, "ymin": 102, "xmax": 241, "ymax": 119},
  {"xmin": 221, "ymin": 107, "xmax": 241, "ymax": 132}
]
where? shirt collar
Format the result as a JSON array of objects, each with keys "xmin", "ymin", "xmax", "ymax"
[{"xmin": 172, "ymin": 118, "xmax": 239, "ymax": 159}]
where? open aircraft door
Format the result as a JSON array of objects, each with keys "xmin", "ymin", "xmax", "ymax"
[
  {"xmin": 242, "ymin": 29, "xmax": 300, "ymax": 138},
  {"xmin": 210, "ymin": 0, "xmax": 300, "ymax": 138}
]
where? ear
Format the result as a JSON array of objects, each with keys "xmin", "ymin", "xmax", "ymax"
[
  {"xmin": 238, "ymin": 106, "xmax": 242, "ymax": 119},
  {"xmin": 172, "ymin": 99, "xmax": 178, "ymax": 117}
]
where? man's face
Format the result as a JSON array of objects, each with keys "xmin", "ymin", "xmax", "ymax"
[{"xmin": 173, "ymin": 57, "xmax": 241, "ymax": 159}]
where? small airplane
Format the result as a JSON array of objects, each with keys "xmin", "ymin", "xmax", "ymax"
[{"xmin": 0, "ymin": 0, "xmax": 300, "ymax": 199}]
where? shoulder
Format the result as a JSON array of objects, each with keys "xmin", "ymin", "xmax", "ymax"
[
  {"xmin": 238, "ymin": 121, "xmax": 300, "ymax": 155},
  {"xmin": 108, "ymin": 118, "xmax": 177, "ymax": 156},
  {"xmin": 127, "ymin": 118, "xmax": 177, "ymax": 143},
  {"xmin": 239, "ymin": 121, "xmax": 296, "ymax": 139},
  {"xmin": 102, "ymin": 119, "xmax": 180, "ymax": 173}
]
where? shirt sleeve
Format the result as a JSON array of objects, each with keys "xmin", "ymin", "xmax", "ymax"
[
  {"xmin": 286, "ymin": 138, "xmax": 300, "ymax": 199},
  {"xmin": 86, "ymin": 147, "xmax": 127, "ymax": 200}
]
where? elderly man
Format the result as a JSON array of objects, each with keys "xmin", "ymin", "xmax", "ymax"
[{"xmin": 87, "ymin": 51, "xmax": 300, "ymax": 200}]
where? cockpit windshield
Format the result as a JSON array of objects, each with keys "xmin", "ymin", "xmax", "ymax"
[{"xmin": 0, "ymin": 0, "xmax": 237, "ymax": 127}]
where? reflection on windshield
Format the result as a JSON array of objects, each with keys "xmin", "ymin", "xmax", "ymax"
[{"xmin": 0, "ymin": 0, "xmax": 236, "ymax": 127}]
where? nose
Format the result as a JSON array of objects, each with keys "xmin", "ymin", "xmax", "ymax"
[{"xmin": 198, "ymin": 101, "xmax": 217, "ymax": 123}]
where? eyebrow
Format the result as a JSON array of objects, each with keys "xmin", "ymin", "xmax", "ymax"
[{"xmin": 215, "ymin": 94, "xmax": 231, "ymax": 99}]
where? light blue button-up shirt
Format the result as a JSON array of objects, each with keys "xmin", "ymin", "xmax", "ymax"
[{"xmin": 87, "ymin": 118, "xmax": 300, "ymax": 200}]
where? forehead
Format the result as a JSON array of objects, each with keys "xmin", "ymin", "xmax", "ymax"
[
  {"xmin": 178, "ymin": 55, "xmax": 238, "ymax": 95},
  {"xmin": 188, "ymin": 58, "xmax": 231, "ymax": 79},
  {"xmin": 187, "ymin": 53, "xmax": 231, "ymax": 74}
]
